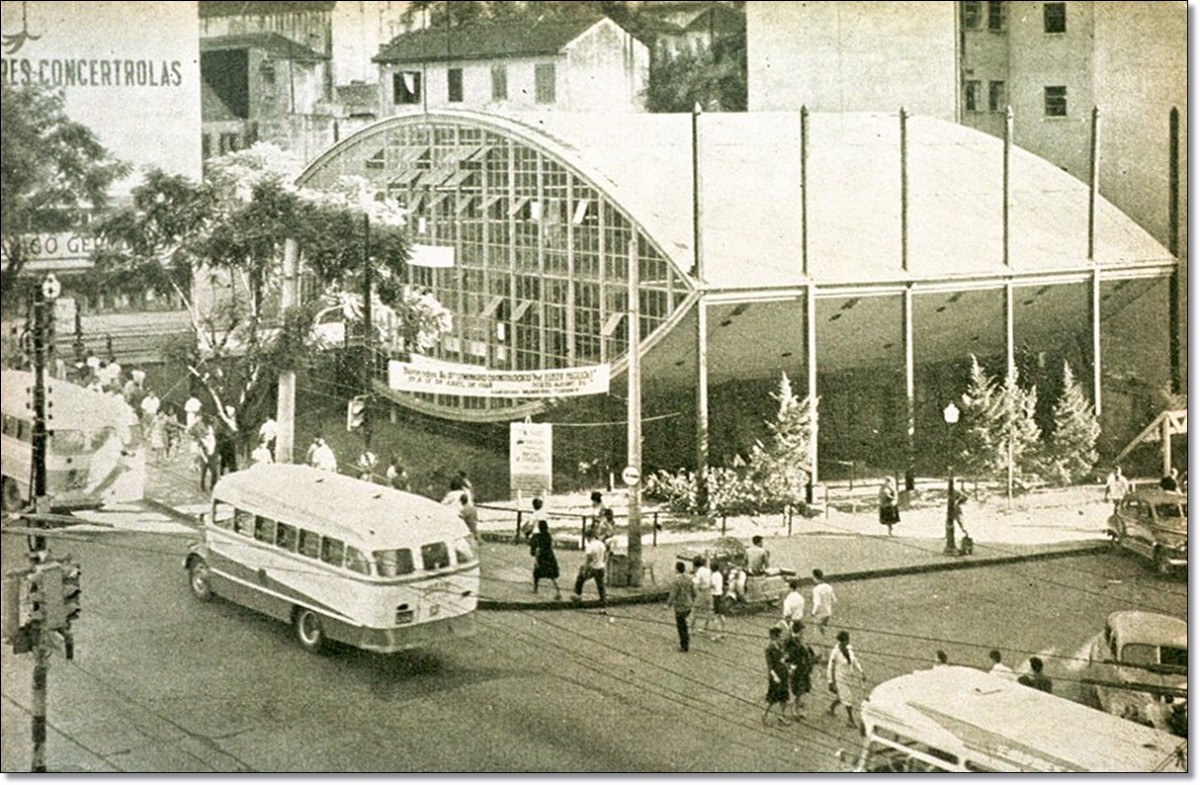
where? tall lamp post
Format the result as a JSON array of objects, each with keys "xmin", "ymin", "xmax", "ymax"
[{"xmin": 942, "ymin": 401, "xmax": 960, "ymax": 556}]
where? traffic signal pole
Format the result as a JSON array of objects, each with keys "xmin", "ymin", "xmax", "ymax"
[{"xmin": 29, "ymin": 280, "xmax": 52, "ymax": 772}]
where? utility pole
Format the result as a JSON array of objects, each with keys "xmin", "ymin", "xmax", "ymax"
[
  {"xmin": 30, "ymin": 274, "xmax": 59, "ymax": 772},
  {"xmin": 276, "ymin": 238, "xmax": 299, "ymax": 463},
  {"xmin": 625, "ymin": 238, "xmax": 643, "ymax": 585}
]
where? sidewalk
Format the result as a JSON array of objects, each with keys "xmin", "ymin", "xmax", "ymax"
[{"xmin": 142, "ymin": 453, "xmax": 1111, "ymax": 611}]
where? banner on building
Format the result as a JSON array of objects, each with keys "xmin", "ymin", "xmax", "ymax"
[
  {"xmin": 388, "ymin": 359, "xmax": 610, "ymax": 398},
  {"xmin": 407, "ymin": 244, "xmax": 456, "ymax": 268},
  {"xmin": 510, "ymin": 422, "xmax": 552, "ymax": 497}
]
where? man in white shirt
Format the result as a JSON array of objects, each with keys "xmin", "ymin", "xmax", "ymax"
[
  {"xmin": 184, "ymin": 396, "xmax": 202, "ymax": 429},
  {"xmin": 782, "ymin": 578, "xmax": 805, "ymax": 625},
  {"xmin": 810, "ymin": 569, "xmax": 837, "ymax": 634},
  {"xmin": 572, "ymin": 528, "xmax": 608, "ymax": 611},
  {"xmin": 309, "ymin": 437, "xmax": 338, "ymax": 473},
  {"xmin": 987, "ymin": 649, "xmax": 1018, "ymax": 680},
  {"xmin": 690, "ymin": 556, "xmax": 713, "ymax": 634},
  {"xmin": 140, "ymin": 390, "xmax": 161, "ymax": 427}
]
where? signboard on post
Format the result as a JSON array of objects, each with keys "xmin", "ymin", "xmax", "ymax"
[
  {"xmin": 510, "ymin": 422, "xmax": 552, "ymax": 497},
  {"xmin": 389, "ymin": 359, "xmax": 609, "ymax": 398}
]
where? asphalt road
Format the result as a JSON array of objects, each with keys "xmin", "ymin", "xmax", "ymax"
[{"xmin": 0, "ymin": 514, "xmax": 1185, "ymax": 772}]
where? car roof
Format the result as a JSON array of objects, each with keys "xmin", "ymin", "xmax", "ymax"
[
  {"xmin": 1106, "ymin": 611, "xmax": 1188, "ymax": 649},
  {"xmin": 1125, "ymin": 488, "xmax": 1187, "ymax": 504}
]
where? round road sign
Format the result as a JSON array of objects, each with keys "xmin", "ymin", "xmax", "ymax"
[{"xmin": 621, "ymin": 465, "xmax": 641, "ymax": 486}]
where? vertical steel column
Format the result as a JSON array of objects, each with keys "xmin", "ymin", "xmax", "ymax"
[
  {"xmin": 806, "ymin": 286, "xmax": 818, "ymax": 491},
  {"xmin": 1168, "ymin": 107, "xmax": 1181, "ymax": 393},
  {"xmin": 900, "ymin": 107, "xmax": 909, "ymax": 273},
  {"xmin": 692, "ymin": 103, "xmax": 710, "ymax": 513},
  {"xmin": 1087, "ymin": 107, "xmax": 1100, "ymax": 260},
  {"xmin": 1091, "ymin": 272, "xmax": 1103, "ymax": 417},
  {"xmin": 1003, "ymin": 106, "xmax": 1012, "ymax": 268},
  {"xmin": 362, "ymin": 215, "xmax": 373, "ymax": 451},
  {"xmin": 903, "ymin": 285, "xmax": 916, "ymax": 490},
  {"xmin": 1005, "ymin": 281, "xmax": 1015, "ymax": 504},
  {"xmin": 276, "ymin": 238, "xmax": 299, "ymax": 463},
  {"xmin": 800, "ymin": 106, "xmax": 809, "ymax": 279}
]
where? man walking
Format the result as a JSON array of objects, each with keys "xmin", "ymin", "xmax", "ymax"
[
  {"xmin": 666, "ymin": 561, "xmax": 695, "ymax": 652},
  {"xmin": 782, "ymin": 578, "xmax": 805, "ymax": 626},
  {"xmin": 1104, "ymin": 466, "xmax": 1129, "ymax": 510},
  {"xmin": 572, "ymin": 527, "xmax": 608, "ymax": 611},
  {"xmin": 810, "ymin": 569, "xmax": 837, "ymax": 635}
]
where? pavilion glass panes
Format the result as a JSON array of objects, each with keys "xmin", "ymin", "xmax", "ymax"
[{"xmin": 336, "ymin": 120, "xmax": 691, "ymax": 404}]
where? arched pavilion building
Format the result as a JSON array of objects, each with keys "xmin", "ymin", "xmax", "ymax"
[{"xmin": 297, "ymin": 110, "xmax": 1177, "ymax": 482}]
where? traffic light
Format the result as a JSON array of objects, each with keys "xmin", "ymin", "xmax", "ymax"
[
  {"xmin": 3, "ymin": 569, "xmax": 31, "ymax": 636},
  {"xmin": 59, "ymin": 559, "xmax": 81, "ymax": 629},
  {"xmin": 20, "ymin": 567, "xmax": 51, "ymax": 626},
  {"xmin": 36, "ymin": 562, "xmax": 66, "ymax": 631},
  {"xmin": 347, "ymin": 395, "xmax": 366, "ymax": 431}
]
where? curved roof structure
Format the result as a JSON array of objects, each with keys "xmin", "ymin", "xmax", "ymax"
[{"xmin": 298, "ymin": 110, "xmax": 1175, "ymax": 418}]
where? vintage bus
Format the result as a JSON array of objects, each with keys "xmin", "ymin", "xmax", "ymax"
[
  {"xmin": 185, "ymin": 463, "xmax": 479, "ymax": 654},
  {"xmin": 0, "ymin": 369, "xmax": 145, "ymax": 511},
  {"xmin": 843, "ymin": 666, "xmax": 1186, "ymax": 772}
]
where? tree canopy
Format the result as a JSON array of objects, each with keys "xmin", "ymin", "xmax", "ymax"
[{"xmin": 0, "ymin": 82, "xmax": 129, "ymax": 300}]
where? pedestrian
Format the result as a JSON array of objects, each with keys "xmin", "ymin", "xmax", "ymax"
[
  {"xmin": 449, "ymin": 469, "xmax": 473, "ymax": 500},
  {"xmin": 216, "ymin": 405, "xmax": 238, "ymax": 476},
  {"xmin": 197, "ymin": 420, "xmax": 219, "ymax": 492},
  {"xmin": 785, "ymin": 620, "xmax": 817, "ymax": 718},
  {"xmin": 1104, "ymin": 465, "xmax": 1129, "ymax": 510},
  {"xmin": 952, "ymin": 491, "xmax": 973, "ymax": 555},
  {"xmin": 184, "ymin": 394, "xmax": 202, "ymax": 429},
  {"xmin": 746, "ymin": 535, "xmax": 770, "ymax": 575},
  {"xmin": 826, "ymin": 630, "xmax": 865, "ymax": 728},
  {"xmin": 139, "ymin": 388, "xmax": 161, "ymax": 429},
  {"xmin": 782, "ymin": 578, "xmax": 805, "ymax": 626},
  {"xmin": 386, "ymin": 456, "xmax": 411, "ymax": 491},
  {"xmin": 308, "ymin": 436, "xmax": 338, "ymax": 473},
  {"xmin": 1017, "ymin": 656, "xmax": 1053, "ymax": 693},
  {"xmin": 934, "ymin": 649, "xmax": 950, "ymax": 667},
  {"xmin": 709, "ymin": 561, "xmax": 727, "ymax": 641},
  {"xmin": 987, "ymin": 649, "xmax": 1017, "ymax": 680},
  {"xmin": 458, "ymin": 492, "xmax": 479, "ymax": 540},
  {"xmin": 523, "ymin": 496, "xmax": 548, "ymax": 541},
  {"xmin": 878, "ymin": 476, "xmax": 900, "ymax": 535},
  {"xmin": 810, "ymin": 569, "xmax": 837, "ymax": 634},
  {"xmin": 250, "ymin": 438, "xmax": 273, "ymax": 466},
  {"xmin": 572, "ymin": 527, "xmax": 608, "ymax": 611},
  {"xmin": 148, "ymin": 410, "xmax": 168, "ymax": 462},
  {"xmin": 162, "ymin": 404, "xmax": 182, "ymax": 458},
  {"xmin": 763, "ymin": 625, "xmax": 792, "ymax": 726},
  {"xmin": 686, "ymin": 555, "xmax": 715, "ymax": 635},
  {"xmin": 1160, "ymin": 467, "xmax": 1180, "ymax": 492},
  {"xmin": 589, "ymin": 490, "xmax": 614, "ymax": 537},
  {"xmin": 530, "ymin": 519, "xmax": 562, "ymax": 599},
  {"xmin": 666, "ymin": 561, "xmax": 695, "ymax": 652}
]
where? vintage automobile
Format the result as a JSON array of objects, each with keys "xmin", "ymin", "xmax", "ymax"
[
  {"xmin": 1084, "ymin": 610, "xmax": 1187, "ymax": 731},
  {"xmin": 1105, "ymin": 488, "xmax": 1187, "ymax": 575}
]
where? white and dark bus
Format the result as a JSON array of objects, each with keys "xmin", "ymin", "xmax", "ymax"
[
  {"xmin": 1, "ymin": 369, "xmax": 144, "ymax": 511},
  {"xmin": 185, "ymin": 463, "xmax": 479, "ymax": 654}
]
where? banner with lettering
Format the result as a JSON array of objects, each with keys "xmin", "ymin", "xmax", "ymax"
[{"xmin": 388, "ymin": 359, "xmax": 610, "ymax": 398}]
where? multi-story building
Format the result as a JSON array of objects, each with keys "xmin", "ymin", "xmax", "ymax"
[
  {"xmin": 0, "ymin": 0, "xmax": 201, "ymax": 366},
  {"xmin": 638, "ymin": 1, "xmax": 745, "ymax": 59},
  {"xmin": 373, "ymin": 14, "xmax": 649, "ymax": 116}
]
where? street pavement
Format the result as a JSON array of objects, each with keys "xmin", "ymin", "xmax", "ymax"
[{"xmin": 141, "ymin": 449, "xmax": 1112, "ymax": 611}]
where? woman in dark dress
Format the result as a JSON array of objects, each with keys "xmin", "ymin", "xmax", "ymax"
[
  {"xmin": 784, "ymin": 620, "xmax": 817, "ymax": 719},
  {"xmin": 530, "ymin": 519, "xmax": 562, "ymax": 600},
  {"xmin": 763, "ymin": 625, "xmax": 792, "ymax": 726}
]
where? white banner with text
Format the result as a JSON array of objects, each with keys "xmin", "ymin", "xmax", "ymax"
[{"xmin": 388, "ymin": 359, "xmax": 610, "ymax": 398}]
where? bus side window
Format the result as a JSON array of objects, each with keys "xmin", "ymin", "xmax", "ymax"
[
  {"xmin": 212, "ymin": 504, "xmax": 234, "ymax": 529},
  {"xmin": 2, "ymin": 414, "xmax": 14, "ymax": 436},
  {"xmin": 421, "ymin": 541, "xmax": 451, "ymax": 571},
  {"xmin": 453, "ymin": 536, "xmax": 476, "ymax": 566},
  {"xmin": 275, "ymin": 522, "xmax": 297, "ymax": 552},
  {"xmin": 345, "ymin": 546, "xmax": 369, "ymax": 575},
  {"xmin": 298, "ymin": 529, "xmax": 321, "ymax": 559},
  {"xmin": 234, "ymin": 509, "xmax": 256, "ymax": 536},
  {"xmin": 254, "ymin": 516, "xmax": 276, "ymax": 543},
  {"xmin": 374, "ymin": 548, "xmax": 414, "ymax": 578},
  {"xmin": 16, "ymin": 418, "xmax": 32, "ymax": 442},
  {"xmin": 320, "ymin": 537, "xmax": 345, "ymax": 568}
]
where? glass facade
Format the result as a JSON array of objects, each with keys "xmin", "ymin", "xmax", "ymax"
[{"xmin": 300, "ymin": 117, "xmax": 693, "ymax": 417}]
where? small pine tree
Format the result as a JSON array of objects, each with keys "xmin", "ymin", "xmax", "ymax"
[
  {"xmin": 1044, "ymin": 361, "xmax": 1101, "ymax": 485},
  {"xmin": 744, "ymin": 372, "xmax": 815, "ymax": 511},
  {"xmin": 999, "ymin": 369, "xmax": 1043, "ymax": 484},
  {"xmin": 958, "ymin": 355, "xmax": 1001, "ymax": 479}
]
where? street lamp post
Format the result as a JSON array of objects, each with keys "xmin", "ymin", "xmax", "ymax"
[{"xmin": 942, "ymin": 401, "xmax": 960, "ymax": 556}]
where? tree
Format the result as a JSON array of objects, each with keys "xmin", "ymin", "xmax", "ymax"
[
  {"xmin": 644, "ymin": 30, "xmax": 747, "ymax": 112},
  {"xmin": 0, "ymin": 83, "xmax": 129, "ymax": 300},
  {"xmin": 958, "ymin": 355, "xmax": 1002, "ymax": 480},
  {"xmin": 91, "ymin": 143, "xmax": 448, "ymax": 439},
  {"xmin": 1043, "ymin": 361, "xmax": 1100, "ymax": 486},
  {"xmin": 957, "ymin": 355, "xmax": 1044, "ymax": 490}
]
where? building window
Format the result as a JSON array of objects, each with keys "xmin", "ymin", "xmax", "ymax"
[
  {"xmin": 961, "ymin": 1, "xmax": 981, "ymax": 29},
  {"xmin": 988, "ymin": 80, "xmax": 1006, "ymax": 112},
  {"xmin": 535, "ymin": 63, "xmax": 556, "ymax": 104},
  {"xmin": 491, "ymin": 65, "xmax": 507, "ymax": 100},
  {"xmin": 447, "ymin": 67, "xmax": 463, "ymax": 103},
  {"xmin": 393, "ymin": 71, "xmax": 421, "ymax": 104},
  {"xmin": 1043, "ymin": 2, "xmax": 1066, "ymax": 33},
  {"xmin": 965, "ymin": 80, "xmax": 980, "ymax": 112},
  {"xmin": 987, "ymin": 0, "xmax": 1006, "ymax": 31},
  {"xmin": 1044, "ymin": 85, "xmax": 1068, "ymax": 117}
]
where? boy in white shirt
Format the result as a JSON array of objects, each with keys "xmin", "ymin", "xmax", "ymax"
[{"xmin": 810, "ymin": 569, "xmax": 837, "ymax": 635}]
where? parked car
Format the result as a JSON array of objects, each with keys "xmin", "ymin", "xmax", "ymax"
[
  {"xmin": 1084, "ymin": 610, "xmax": 1187, "ymax": 730},
  {"xmin": 1105, "ymin": 488, "xmax": 1187, "ymax": 575}
]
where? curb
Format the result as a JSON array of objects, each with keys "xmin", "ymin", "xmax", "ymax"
[
  {"xmin": 477, "ymin": 543, "xmax": 1110, "ymax": 611},
  {"xmin": 143, "ymin": 496, "xmax": 202, "ymax": 528}
]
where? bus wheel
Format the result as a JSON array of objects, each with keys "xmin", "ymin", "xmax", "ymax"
[
  {"xmin": 188, "ymin": 558, "xmax": 213, "ymax": 601},
  {"xmin": 294, "ymin": 608, "xmax": 325, "ymax": 654},
  {"xmin": 1, "ymin": 477, "xmax": 23, "ymax": 513}
]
